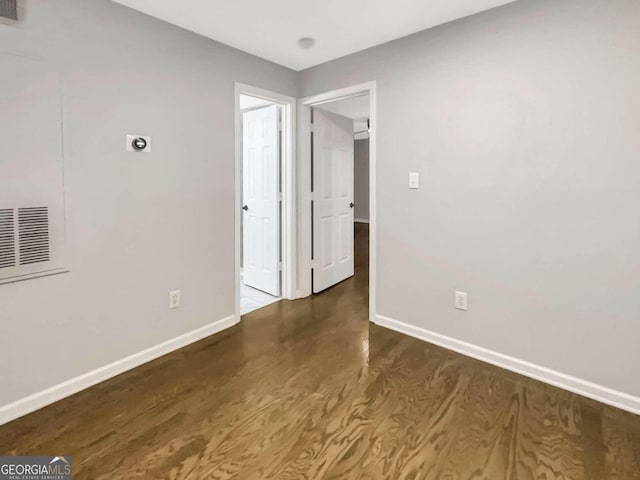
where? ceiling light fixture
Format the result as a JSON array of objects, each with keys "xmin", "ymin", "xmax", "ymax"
[{"xmin": 298, "ymin": 37, "xmax": 316, "ymax": 49}]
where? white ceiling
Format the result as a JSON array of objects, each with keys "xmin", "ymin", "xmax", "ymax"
[
  {"xmin": 315, "ymin": 95, "xmax": 370, "ymax": 137},
  {"xmin": 239, "ymin": 95, "xmax": 274, "ymax": 110},
  {"xmin": 315, "ymin": 95, "xmax": 370, "ymax": 120},
  {"xmin": 113, "ymin": 0, "xmax": 518, "ymax": 71}
]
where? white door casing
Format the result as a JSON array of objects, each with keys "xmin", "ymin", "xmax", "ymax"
[
  {"xmin": 242, "ymin": 105, "xmax": 280, "ymax": 296},
  {"xmin": 312, "ymin": 109, "xmax": 354, "ymax": 293}
]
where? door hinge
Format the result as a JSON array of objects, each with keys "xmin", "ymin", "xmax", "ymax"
[
  {"xmin": 279, "ymin": 192, "xmax": 283, "ymax": 202},
  {"xmin": 279, "ymin": 261, "xmax": 283, "ymax": 271}
]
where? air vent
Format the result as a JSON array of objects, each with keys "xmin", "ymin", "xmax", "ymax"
[
  {"xmin": 0, "ymin": 209, "xmax": 15, "ymax": 269},
  {"xmin": 0, "ymin": 0, "xmax": 17, "ymax": 21},
  {"xmin": 18, "ymin": 207, "xmax": 50, "ymax": 265}
]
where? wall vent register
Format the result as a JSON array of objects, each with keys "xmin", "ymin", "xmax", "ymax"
[
  {"xmin": 0, "ymin": 207, "xmax": 55, "ymax": 280},
  {"xmin": 18, "ymin": 207, "xmax": 50, "ymax": 265}
]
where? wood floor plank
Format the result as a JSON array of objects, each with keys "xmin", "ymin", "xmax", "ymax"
[{"xmin": 1, "ymin": 224, "xmax": 639, "ymax": 479}]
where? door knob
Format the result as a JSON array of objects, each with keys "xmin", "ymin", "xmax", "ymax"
[
  {"xmin": 350, "ymin": 202, "xmax": 355, "ymax": 208},
  {"xmin": 242, "ymin": 205, "xmax": 249, "ymax": 211}
]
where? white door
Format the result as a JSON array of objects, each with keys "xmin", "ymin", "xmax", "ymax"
[
  {"xmin": 312, "ymin": 109, "xmax": 354, "ymax": 293},
  {"xmin": 242, "ymin": 105, "xmax": 280, "ymax": 296}
]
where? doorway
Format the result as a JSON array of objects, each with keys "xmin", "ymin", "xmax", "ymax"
[
  {"xmin": 311, "ymin": 95, "xmax": 369, "ymax": 293},
  {"xmin": 240, "ymin": 95, "xmax": 280, "ymax": 313},
  {"xmin": 235, "ymin": 84, "xmax": 296, "ymax": 319},
  {"xmin": 298, "ymin": 82, "xmax": 377, "ymax": 318}
]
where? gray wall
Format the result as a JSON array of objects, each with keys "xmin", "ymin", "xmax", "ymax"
[
  {"xmin": 0, "ymin": 0, "xmax": 297, "ymax": 406},
  {"xmin": 354, "ymin": 139, "xmax": 370, "ymax": 222},
  {"xmin": 3, "ymin": 0, "xmax": 640, "ymax": 409},
  {"xmin": 300, "ymin": 0, "xmax": 640, "ymax": 397}
]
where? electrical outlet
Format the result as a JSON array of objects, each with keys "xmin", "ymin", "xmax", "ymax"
[
  {"xmin": 169, "ymin": 290, "xmax": 181, "ymax": 309},
  {"xmin": 409, "ymin": 172, "xmax": 420, "ymax": 189},
  {"xmin": 455, "ymin": 291, "xmax": 468, "ymax": 311}
]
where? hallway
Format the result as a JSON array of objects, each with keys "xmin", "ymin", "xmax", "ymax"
[{"xmin": 1, "ymin": 224, "xmax": 639, "ymax": 478}]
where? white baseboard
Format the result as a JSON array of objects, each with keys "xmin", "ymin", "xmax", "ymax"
[
  {"xmin": 0, "ymin": 314, "xmax": 238, "ymax": 426},
  {"xmin": 354, "ymin": 219, "xmax": 370, "ymax": 224},
  {"xmin": 374, "ymin": 314, "xmax": 640, "ymax": 416}
]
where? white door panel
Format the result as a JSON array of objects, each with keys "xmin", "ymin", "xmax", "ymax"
[
  {"xmin": 243, "ymin": 105, "xmax": 280, "ymax": 296},
  {"xmin": 313, "ymin": 109, "xmax": 354, "ymax": 293}
]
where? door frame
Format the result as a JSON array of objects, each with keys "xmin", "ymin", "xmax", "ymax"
[
  {"xmin": 297, "ymin": 81, "xmax": 377, "ymax": 320},
  {"xmin": 235, "ymin": 83, "xmax": 297, "ymax": 321}
]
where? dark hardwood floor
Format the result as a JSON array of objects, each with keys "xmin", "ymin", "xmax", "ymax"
[{"xmin": 1, "ymin": 223, "xmax": 640, "ymax": 479}]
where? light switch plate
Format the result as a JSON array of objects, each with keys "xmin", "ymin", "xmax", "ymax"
[
  {"xmin": 409, "ymin": 172, "xmax": 420, "ymax": 189},
  {"xmin": 169, "ymin": 290, "xmax": 181, "ymax": 309},
  {"xmin": 455, "ymin": 291, "xmax": 468, "ymax": 311}
]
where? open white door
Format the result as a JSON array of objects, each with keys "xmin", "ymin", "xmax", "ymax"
[
  {"xmin": 312, "ymin": 109, "xmax": 354, "ymax": 293},
  {"xmin": 242, "ymin": 104, "xmax": 280, "ymax": 296}
]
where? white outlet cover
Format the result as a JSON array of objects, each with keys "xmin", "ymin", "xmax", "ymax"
[
  {"xmin": 409, "ymin": 172, "xmax": 420, "ymax": 189},
  {"xmin": 169, "ymin": 290, "xmax": 181, "ymax": 309},
  {"xmin": 455, "ymin": 291, "xmax": 468, "ymax": 311},
  {"xmin": 126, "ymin": 135, "xmax": 151, "ymax": 152}
]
